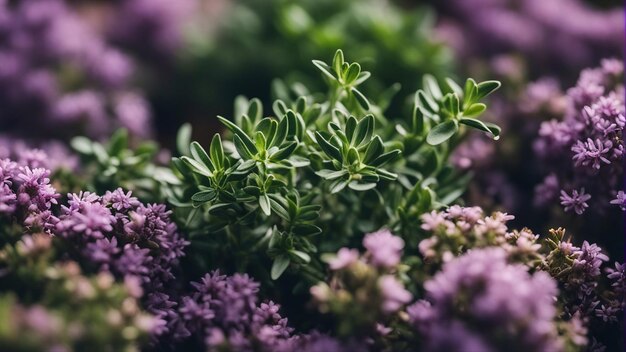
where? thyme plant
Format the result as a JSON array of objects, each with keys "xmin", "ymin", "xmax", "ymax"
[{"xmin": 170, "ymin": 50, "xmax": 501, "ymax": 284}]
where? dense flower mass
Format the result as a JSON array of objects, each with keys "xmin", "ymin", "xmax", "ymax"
[
  {"xmin": 0, "ymin": 0, "xmax": 151, "ymax": 139},
  {"xmin": 418, "ymin": 205, "xmax": 541, "ymax": 264},
  {"xmin": 55, "ymin": 188, "xmax": 188, "ymax": 292},
  {"xmin": 163, "ymin": 271, "xmax": 294, "ymax": 350},
  {"xmin": 408, "ymin": 248, "xmax": 566, "ymax": 352},
  {"xmin": 534, "ymin": 59, "xmax": 625, "ymax": 214},
  {"xmin": 437, "ymin": 0, "xmax": 624, "ymax": 73}
]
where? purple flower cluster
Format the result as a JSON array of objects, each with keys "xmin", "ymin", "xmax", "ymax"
[
  {"xmin": 0, "ymin": 135, "xmax": 78, "ymax": 173},
  {"xmin": 419, "ymin": 206, "xmax": 541, "ymax": 264},
  {"xmin": 543, "ymin": 230, "xmax": 621, "ymax": 324},
  {"xmin": 0, "ymin": 0, "xmax": 151, "ymax": 139},
  {"xmin": 54, "ymin": 188, "xmax": 188, "ymax": 292},
  {"xmin": 534, "ymin": 59, "xmax": 625, "ymax": 214},
  {"xmin": 408, "ymin": 248, "xmax": 565, "ymax": 352},
  {"xmin": 0, "ymin": 158, "xmax": 59, "ymax": 229},
  {"xmin": 437, "ymin": 0, "xmax": 623, "ymax": 73},
  {"xmin": 151, "ymin": 271, "xmax": 295, "ymax": 351},
  {"xmin": 311, "ymin": 230, "xmax": 411, "ymax": 341}
]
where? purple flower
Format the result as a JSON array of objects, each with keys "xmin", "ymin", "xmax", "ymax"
[
  {"xmin": 571, "ymin": 138, "xmax": 612, "ymax": 170},
  {"xmin": 411, "ymin": 248, "xmax": 561, "ymax": 351},
  {"xmin": 560, "ymin": 188, "xmax": 591, "ymax": 215},
  {"xmin": 168, "ymin": 271, "xmax": 295, "ymax": 350},
  {"xmin": 378, "ymin": 275, "xmax": 412, "ymax": 313},
  {"xmin": 363, "ymin": 229, "xmax": 404, "ymax": 268},
  {"xmin": 0, "ymin": 0, "xmax": 152, "ymax": 140},
  {"xmin": 328, "ymin": 248, "xmax": 359, "ymax": 270}
]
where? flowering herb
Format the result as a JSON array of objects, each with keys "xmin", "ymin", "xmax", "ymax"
[
  {"xmin": 311, "ymin": 230, "xmax": 411, "ymax": 340},
  {"xmin": 534, "ymin": 59, "xmax": 624, "ymax": 215},
  {"xmin": 170, "ymin": 50, "xmax": 501, "ymax": 282}
]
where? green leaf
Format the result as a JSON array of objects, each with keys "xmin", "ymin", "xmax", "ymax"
[
  {"xmin": 233, "ymin": 134, "xmax": 255, "ymax": 159},
  {"xmin": 484, "ymin": 122, "xmax": 501, "ymax": 139},
  {"xmin": 269, "ymin": 198, "xmax": 290, "ymax": 221},
  {"xmin": 270, "ymin": 142, "xmax": 297, "ymax": 160},
  {"xmin": 442, "ymin": 93, "xmax": 460, "ymax": 117},
  {"xmin": 315, "ymin": 169, "xmax": 348, "ymax": 180},
  {"xmin": 423, "ymin": 74, "xmax": 442, "ymax": 100},
  {"xmin": 476, "ymin": 80, "xmax": 501, "ymax": 99},
  {"xmin": 209, "ymin": 134, "xmax": 224, "ymax": 169},
  {"xmin": 271, "ymin": 255, "xmax": 290, "ymax": 280},
  {"xmin": 218, "ymin": 116, "xmax": 258, "ymax": 154},
  {"xmin": 417, "ymin": 91, "xmax": 438, "ymax": 112},
  {"xmin": 351, "ymin": 88, "xmax": 370, "ymax": 111},
  {"xmin": 190, "ymin": 142, "xmax": 214, "ymax": 171},
  {"xmin": 346, "ymin": 147, "xmax": 360, "ymax": 165},
  {"xmin": 315, "ymin": 132, "xmax": 343, "ymax": 162},
  {"xmin": 345, "ymin": 116, "xmax": 358, "ymax": 143},
  {"xmin": 332, "ymin": 49, "xmax": 344, "ymax": 76},
  {"xmin": 344, "ymin": 63, "xmax": 361, "ymax": 84},
  {"xmin": 363, "ymin": 135, "xmax": 384, "ymax": 164},
  {"xmin": 289, "ymin": 250, "xmax": 311, "ymax": 263},
  {"xmin": 348, "ymin": 181, "xmax": 377, "ymax": 191},
  {"xmin": 248, "ymin": 98, "xmax": 262, "ymax": 122},
  {"xmin": 176, "ymin": 123, "xmax": 192, "ymax": 155},
  {"xmin": 181, "ymin": 156, "xmax": 213, "ymax": 177},
  {"xmin": 312, "ymin": 60, "xmax": 336, "ymax": 80},
  {"xmin": 295, "ymin": 96, "xmax": 307, "ymax": 114},
  {"xmin": 259, "ymin": 194, "xmax": 271, "ymax": 216},
  {"xmin": 71, "ymin": 136, "xmax": 93, "ymax": 155},
  {"xmin": 329, "ymin": 179, "xmax": 349, "ymax": 194},
  {"xmin": 463, "ymin": 103, "xmax": 486, "ymax": 117},
  {"xmin": 371, "ymin": 149, "xmax": 401, "ymax": 167},
  {"xmin": 445, "ymin": 78, "xmax": 464, "ymax": 97},
  {"xmin": 108, "ymin": 129, "xmax": 128, "ymax": 156},
  {"xmin": 292, "ymin": 224, "xmax": 322, "ymax": 236},
  {"xmin": 255, "ymin": 132, "xmax": 267, "ymax": 152},
  {"xmin": 353, "ymin": 114, "xmax": 374, "ymax": 147},
  {"xmin": 412, "ymin": 105, "xmax": 427, "ymax": 136},
  {"xmin": 463, "ymin": 78, "xmax": 478, "ymax": 105},
  {"xmin": 273, "ymin": 100, "xmax": 288, "ymax": 117},
  {"xmin": 459, "ymin": 117, "xmax": 491, "ymax": 133},
  {"xmin": 426, "ymin": 120, "xmax": 459, "ymax": 145},
  {"xmin": 192, "ymin": 189, "xmax": 216, "ymax": 203}
]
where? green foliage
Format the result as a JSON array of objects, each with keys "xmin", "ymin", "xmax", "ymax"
[
  {"xmin": 70, "ymin": 129, "xmax": 179, "ymax": 202},
  {"xmin": 170, "ymin": 50, "xmax": 500, "ymax": 284}
]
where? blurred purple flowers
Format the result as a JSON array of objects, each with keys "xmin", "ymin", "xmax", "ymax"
[
  {"xmin": 0, "ymin": 0, "xmax": 151, "ymax": 140},
  {"xmin": 409, "ymin": 247, "xmax": 564, "ymax": 352}
]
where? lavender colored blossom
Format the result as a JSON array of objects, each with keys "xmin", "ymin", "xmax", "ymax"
[
  {"xmin": 543, "ymin": 229, "xmax": 619, "ymax": 323},
  {"xmin": 559, "ymin": 189, "xmax": 592, "ymax": 215},
  {"xmin": 418, "ymin": 206, "xmax": 540, "ymax": 264},
  {"xmin": 55, "ymin": 188, "xmax": 188, "ymax": 296},
  {"xmin": 438, "ymin": 0, "xmax": 624, "ymax": 73},
  {"xmin": 378, "ymin": 275, "xmax": 412, "ymax": 314},
  {"xmin": 0, "ymin": 157, "xmax": 60, "ymax": 229},
  {"xmin": 166, "ymin": 271, "xmax": 294, "ymax": 350},
  {"xmin": 363, "ymin": 229, "xmax": 404, "ymax": 268},
  {"xmin": 409, "ymin": 248, "xmax": 562, "ymax": 351},
  {"xmin": 535, "ymin": 59, "xmax": 624, "ymax": 214},
  {"xmin": 0, "ymin": 0, "xmax": 151, "ymax": 140},
  {"xmin": 327, "ymin": 247, "xmax": 359, "ymax": 270}
]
